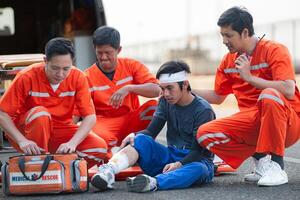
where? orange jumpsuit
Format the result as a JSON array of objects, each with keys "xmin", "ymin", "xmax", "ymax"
[
  {"xmin": 84, "ymin": 58, "xmax": 158, "ymax": 148},
  {"xmin": 0, "ymin": 63, "xmax": 108, "ymax": 168},
  {"xmin": 197, "ymin": 39, "xmax": 300, "ymax": 169}
]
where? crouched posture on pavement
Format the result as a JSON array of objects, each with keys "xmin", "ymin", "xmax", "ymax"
[
  {"xmin": 0, "ymin": 38, "xmax": 108, "ymax": 168},
  {"xmin": 91, "ymin": 60, "xmax": 215, "ymax": 192},
  {"xmin": 194, "ymin": 7, "xmax": 300, "ymax": 186}
]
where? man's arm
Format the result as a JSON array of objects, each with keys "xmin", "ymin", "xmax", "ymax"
[
  {"xmin": 193, "ymin": 89, "xmax": 227, "ymax": 104},
  {"xmin": 247, "ymin": 78, "xmax": 295, "ymax": 99},
  {"xmin": 120, "ymin": 115, "xmax": 166, "ymax": 148},
  {"xmin": 139, "ymin": 115, "xmax": 166, "ymax": 138},
  {"xmin": 128, "ymin": 83, "xmax": 161, "ymax": 98},
  {"xmin": 0, "ymin": 110, "xmax": 41, "ymax": 154},
  {"xmin": 110, "ymin": 83, "xmax": 161, "ymax": 108},
  {"xmin": 56, "ymin": 114, "xmax": 96, "ymax": 153},
  {"xmin": 179, "ymin": 109, "xmax": 215, "ymax": 165},
  {"xmin": 163, "ymin": 109, "xmax": 215, "ymax": 173},
  {"xmin": 236, "ymin": 53, "xmax": 295, "ymax": 99}
]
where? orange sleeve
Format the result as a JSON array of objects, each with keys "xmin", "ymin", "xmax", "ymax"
[
  {"xmin": 74, "ymin": 72, "xmax": 95, "ymax": 117},
  {"xmin": 73, "ymin": 73, "xmax": 94, "ymax": 117},
  {"xmin": 268, "ymin": 44, "xmax": 295, "ymax": 81},
  {"xmin": 214, "ymin": 55, "xmax": 233, "ymax": 95},
  {"xmin": 130, "ymin": 60, "xmax": 158, "ymax": 84},
  {"xmin": 0, "ymin": 74, "xmax": 29, "ymax": 116}
]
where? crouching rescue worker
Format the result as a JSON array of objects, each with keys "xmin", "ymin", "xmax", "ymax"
[{"xmin": 0, "ymin": 38, "xmax": 108, "ymax": 168}]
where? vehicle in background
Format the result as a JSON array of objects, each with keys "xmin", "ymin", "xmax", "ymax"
[
  {"xmin": 0, "ymin": 0, "xmax": 106, "ymax": 70},
  {"xmin": 0, "ymin": 0, "xmax": 106, "ymax": 149}
]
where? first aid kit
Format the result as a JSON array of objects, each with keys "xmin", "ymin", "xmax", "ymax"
[{"xmin": 1, "ymin": 153, "xmax": 88, "ymax": 195}]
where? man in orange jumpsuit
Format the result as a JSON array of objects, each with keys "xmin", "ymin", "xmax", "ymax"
[
  {"xmin": 194, "ymin": 7, "xmax": 300, "ymax": 186},
  {"xmin": 76, "ymin": 26, "xmax": 161, "ymax": 152},
  {"xmin": 0, "ymin": 38, "xmax": 108, "ymax": 168}
]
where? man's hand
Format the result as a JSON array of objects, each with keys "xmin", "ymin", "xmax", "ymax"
[
  {"xmin": 163, "ymin": 161, "xmax": 182, "ymax": 173},
  {"xmin": 56, "ymin": 142, "xmax": 77, "ymax": 154},
  {"xmin": 109, "ymin": 86, "xmax": 130, "ymax": 109},
  {"xmin": 19, "ymin": 139, "xmax": 43, "ymax": 155},
  {"xmin": 235, "ymin": 53, "xmax": 252, "ymax": 82},
  {"xmin": 120, "ymin": 133, "xmax": 135, "ymax": 149}
]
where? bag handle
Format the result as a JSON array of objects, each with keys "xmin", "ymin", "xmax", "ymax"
[{"xmin": 18, "ymin": 155, "xmax": 53, "ymax": 181}]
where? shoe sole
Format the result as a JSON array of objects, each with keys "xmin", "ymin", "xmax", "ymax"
[
  {"xmin": 258, "ymin": 180, "xmax": 288, "ymax": 187},
  {"xmin": 126, "ymin": 175, "xmax": 148, "ymax": 192},
  {"xmin": 91, "ymin": 175, "xmax": 109, "ymax": 190},
  {"xmin": 244, "ymin": 177, "xmax": 261, "ymax": 182},
  {"xmin": 244, "ymin": 179, "xmax": 260, "ymax": 182}
]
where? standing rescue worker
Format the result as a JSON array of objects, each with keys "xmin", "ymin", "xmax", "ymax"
[
  {"xmin": 0, "ymin": 38, "xmax": 108, "ymax": 168},
  {"xmin": 75, "ymin": 26, "xmax": 161, "ymax": 153},
  {"xmin": 194, "ymin": 6, "xmax": 300, "ymax": 186}
]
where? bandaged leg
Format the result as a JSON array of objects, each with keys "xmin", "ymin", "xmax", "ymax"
[
  {"xmin": 108, "ymin": 145, "xmax": 139, "ymax": 174},
  {"xmin": 91, "ymin": 145, "xmax": 139, "ymax": 190}
]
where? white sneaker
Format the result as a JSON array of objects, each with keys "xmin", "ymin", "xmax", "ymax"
[
  {"xmin": 91, "ymin": 164, "xmax": 115, "ymax": 190},
  {"xmin": 257, "ymin": 161, "xmax": 288, "ymax": 186},
  {"xmin": 244, "ymin": 156, "xmax": 271, "ymax": 182},
  {"xmin": 126, "ymin": 174, "xmax": 157, "ymax": 193}
]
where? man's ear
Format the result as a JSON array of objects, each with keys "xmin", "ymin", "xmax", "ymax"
[
  {"xmin": 43, "ymin": 56, "xmax": 48, "ymax": 66},
  {"xmin": 183, "ymin": 80, "xmax": 189, "ymax": 90},
  {"xmin": 117, "ymin": 46, "xmax": 122, "ymax": 54},
  {"xmin": 242, "ymin": 28, "xmax": 249, "ymax": 39}
]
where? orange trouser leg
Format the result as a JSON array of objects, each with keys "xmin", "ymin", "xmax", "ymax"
[
  {"xmin": 48, "ymin": 125, "xmax": 108, "ymax": 168},
  {"xmin": 8, "ymin": 106, "xmax": 52, "ymax": 152},
  {"xmin": 197, "ymin": 88, "xmax": 300, "ymax": 169},
  {"xmin": 256, "ymin": 88, "xmax": 300, "ymax": 155},
  {"xmin": 92, "ymin": 117, "xmax": 122, "ymax": 148},
  {"xmin": 120, "ymin": 100, "xmax": 157, "ymax": 142},
  {"xmin": 197, "ymin": 107, "xmax": 259, "ymax": 169},
  {"xmin": 93, "ymin": 100, "xmax": 157, "ymax": 148}
]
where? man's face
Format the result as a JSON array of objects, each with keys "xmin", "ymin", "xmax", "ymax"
[
  {"xmin": 220, "ymin": 25, "xmax": 245, "ymax": 54},
  {"xmin": 44, "ymin": 54, "xmax": 72, "ymax": 84},
  {"xmin": 160, "ymin": 82, "xmax": 185, "ymax": 105},
  {"xmin": 95, "ymin": 44, "xmax": 121, "ymax": 72}
]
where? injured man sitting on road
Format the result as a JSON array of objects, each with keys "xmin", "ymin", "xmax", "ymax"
[{"xmin": 91, "ymin": 60, "xmax": 216, "ymax": 192}]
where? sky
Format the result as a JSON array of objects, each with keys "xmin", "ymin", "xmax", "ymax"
[{"xmin": 102, "ymin": 0, "xmax": 300, "ymax": 45}]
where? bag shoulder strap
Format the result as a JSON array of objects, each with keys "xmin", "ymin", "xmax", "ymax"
[{"xmin": 18, "ymin": 155, "xmax": 53, "ymax": 181}]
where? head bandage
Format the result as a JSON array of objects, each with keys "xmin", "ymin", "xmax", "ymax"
[{"xmin": 159, "ymin": 71, "xmax": 188, "ymax": 84}]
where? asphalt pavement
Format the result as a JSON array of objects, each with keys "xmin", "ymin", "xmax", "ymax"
[{"xmin": 0, "ymin": 100, "xmax": 300, "ymax": 199}]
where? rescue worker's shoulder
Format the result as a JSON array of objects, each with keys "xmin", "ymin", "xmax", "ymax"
[
  {"xmin": 119, "ymin": 57, "xmax": 147, "ymax": 70},
  {"xmin": 13, "ymin": 62, "xmax": 44, "ymax": 81},
  {"xmin": 83, "ymin": 63, "xmax": 98, "ymax": 77},
  {"xmin": 258, "ymin": 39, "xmax": 289, "ymax": 55},
  {"xmin": 69, "ymin": 66, "xmax": 87, "ymax": 78}
]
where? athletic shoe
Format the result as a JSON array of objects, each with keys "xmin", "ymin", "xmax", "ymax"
[
  {"xmin": 91, "ymin": 164, "xmax": 115, "ymax": 190},
  {"xmin": 244, "ymin": 156, "xmax": 271, "ymax": 182},
  {"xmin": 257, "ymin": 161, "xmax": 288, "ymax": 186},
  {"xmin": 126, "ymin": 174, "xmax": 157, "ymax": 192}
]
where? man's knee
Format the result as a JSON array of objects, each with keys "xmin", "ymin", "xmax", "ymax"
[
  {"xmin": 197, "ymin": 124, "xmax": 211, "ymax": 144},
  {"xmin": 25, "ymin": 106, "xmax": 51, "ymax": 125},
  {"xmin": 134, "ymin": 134, "xmax": 153, "ymax": 150},
  {"xmin": 258, "ymin": 88, "xmax": 284, "ymax": 106},
  {"xmin": 139, "ymin": 100, "xmax": 158, "ymax": 120}
]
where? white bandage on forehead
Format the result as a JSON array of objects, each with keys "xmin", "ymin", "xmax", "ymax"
[{"xmin": 159, "ymin": 70, "xmax": 188, "ymax": 84}]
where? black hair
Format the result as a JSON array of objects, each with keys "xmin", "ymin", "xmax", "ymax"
[
  {"xmin": 217, "ymin": 6, "xmax": 254, "ymax": 36},
  {"xmin": 45, "ymin": 37, "xmax": 75, "ymax": 61},
  {"xmin": 93, "ymin": 26, "xmax": 121, "ymax": 49},
  {"xmin": 156, "ymin": 60, "xmax": 191, "ymax": 91}
]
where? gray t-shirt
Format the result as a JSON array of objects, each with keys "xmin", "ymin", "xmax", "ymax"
[{"xmin": 154, "ymin": 94, "xmax": 215, "ymax": 149}]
